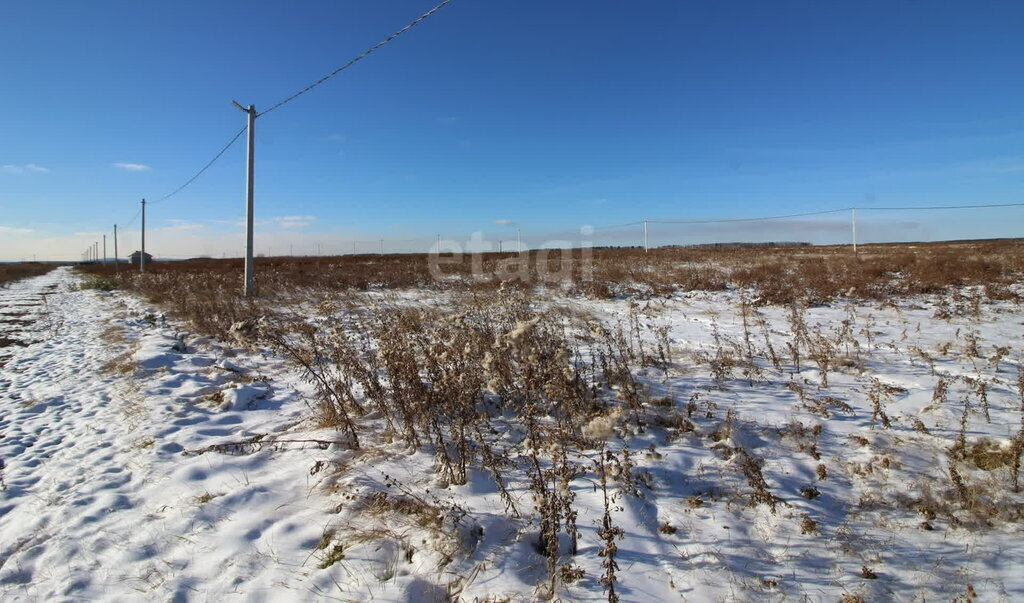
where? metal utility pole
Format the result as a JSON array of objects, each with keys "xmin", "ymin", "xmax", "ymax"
[
  {"xmin": 113, "ymin": 224, "xmax": 119, "ymax": 272},
  {"xmin": 498, "ymin": 240, "xmax": 502, "ymax": 253},
  {"xmin": 103, "ymin": 235, "xmax": 107, "ymax": 264},
  {"xmin": 233, "ymin": 101, "xmax": 257, "ymax": 297},
  {"xmin": 851, "ymin": 208, "xmax": 858, "ymax": 255},
  {"xmin": 643, "ymin": 220, "xmax": 649, "ymax": 253},
  {"xmin": 141, "ymin": 198, "xmax": 147, "ymax": 273}
]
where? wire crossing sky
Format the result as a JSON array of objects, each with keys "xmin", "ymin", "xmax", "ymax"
[{"xmin": 2, "ymin": 0, "xmax": 1023, "ymax": 260}]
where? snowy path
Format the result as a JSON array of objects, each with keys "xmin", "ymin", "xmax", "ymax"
[{"xmin": 0, "ymin": 268, "xmax": 341, "ymax": 600}]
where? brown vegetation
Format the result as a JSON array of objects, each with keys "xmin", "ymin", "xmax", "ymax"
[
  {"xmin": 0, "ymin": 263, "xmax": 58, "ymax": 285},
  {"xmin": 78, "ymin": 240, "xmax": 1024, "ymax": 338},
  {"xmin": 73, "ymin": 239, "xmax": 1024, "ymax": 599}
]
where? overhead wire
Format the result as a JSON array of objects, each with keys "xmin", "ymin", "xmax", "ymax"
[
  {"xmin": 122, "ymin": 206, "xmax": 142, "ymax": 228},
  {"xmin": 649, "ymin": 208, "xmax": 851, "ymax": 225},
  {"xmin": 856, "ymin": 202, "xmax": 1024, "ymax": 211},
  {"xmin": 257, "ymin": 0, "xmax": 454, "ymax": 118},
  {"xmin": 108, "ymin": 0, "xmax": 455, "ymax": 236},
  {"xmin": 149, "ymin": 125, "xmax": 249, "ymax": 206}
]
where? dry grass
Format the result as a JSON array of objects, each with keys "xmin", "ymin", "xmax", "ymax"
[
  {"xmin": 78, "ymin": 239, "xmax": 1024, "ymax": 334},
  {"xmin": 0, "ymin": 263, "xmax": 58, "ymax": 285},
  {"xmin": 75, "ymin": 239, "xmax": 1024, "ymax": 598}
]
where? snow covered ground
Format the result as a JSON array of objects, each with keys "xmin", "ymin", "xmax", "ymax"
[{"xmin": 1, "ymin": 266, "xmax": 1023, "ymax": 601}]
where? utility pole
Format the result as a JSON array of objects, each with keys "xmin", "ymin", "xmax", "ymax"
[
  {"xmin": 643, "ymin": 220, "xmax": 649, "ymax": 253},
  {"xmin": 140, "ymin": 198, "xmax": 147, "ymax": 273},
  {"xmin": 498, "ymin": 240, "xmax": 502, "ymax": 253},
  {"xmin": 233, "ymin": 100, "xmax": 256, "ymax": 297},
  {"xmin": 103, "ymin": 234, "xmax": 107, "ymax": 264},
  {"xmin": 113, "ymin": 224, "xmax": 119, "ymax": 272},
  {"xmin": 380, "ymin": 239, "xmax": 384, "ymax": 256},
  {"xmin": 851, "ymin": 208, "xmax": 858, "ymax": 256},
  {"xmin": 517, "ymin": 229, "xmax": 522, "ymax": 253}
]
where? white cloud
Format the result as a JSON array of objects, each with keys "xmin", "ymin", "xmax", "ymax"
[
  {"xmin": 273, "ymin": 215, "xmax": 317, "ymax": 229},
  {"xmin": 209, "ymin": 215, "xmax": 319, "ymax": 230},
  {"xmin": 0, "ymin": 225, "xmax": 34, "ymax": 234},
  {"xmin": 113, "ymin": 162, "xmax": 152, "ymax": 172},
  {"xmin": 2, "ymin": 164, "xmax": 49, "ymax": 174},
  {"xmin": 163, "ymin": 219, "xmax": 204, "ymax": 231},
  {"xmin": 210, "ymin": 218, "xmax": 246, "ymax": 228},
  {"xmin": 493, "ymin": 219, "xmax": 516, "ymax": 226}
]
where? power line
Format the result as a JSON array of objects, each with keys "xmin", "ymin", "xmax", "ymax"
[
  {"xmin": 857, "ymin": 202, "xmax": 1024, "ymax": 211},
  {"xmin": 649, "ymin": 208, "xmax": 851, "ymax": 225},
  {"xmin": 149, "ymin": 125, "xmax": 248, "ymax": 205},
  {"xmin": 122, "ymin": 206, "xmax": 142, "ymax": 227},
  {"xmin": 257, "ymin": 0, "xmax": 454, "ymax": 118}
]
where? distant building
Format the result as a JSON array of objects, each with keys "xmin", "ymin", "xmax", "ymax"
[{"xmin": 129, "ymin": 251, "xmax": 154, "ymax": 266}]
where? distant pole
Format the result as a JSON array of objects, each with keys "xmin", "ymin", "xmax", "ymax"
[
  {"xmin": 379, "ymin": 239, "xmax": 384, "ymax": 256},
  {"xmin": 103, "ymin": 235, "xmax": 107, "ymax": 264},
  {"xmin": 232, "ymin": 101, "xmax": 257, "ymax": 297},
  {"xmin": 851, "ymin": 208, "xmax": 858, "ymax": 255},
  {"xmin": 113, "ymin": 224, "xmax": 119, "ymax": 272},
  {"xmin": 498, "ymin": 240, "xmax": 503, "ymax": 253},
  {"xmin": 353, "ymin": 241, "xmax": 357, "ymax": 255},
  {"xmin": 643, "ymin": 220, "xmax": 649, "ymax": 253},
  {"xmin": 517, "ymin": 229, "xmax": 522, "ymax": 253},
  {"xmin": 140, "ymin": 198, "xmax": 147, "ymax": 273},
  {"xmin": 436, "ymin": 234, "xmax": 441, "ymax": 250}
]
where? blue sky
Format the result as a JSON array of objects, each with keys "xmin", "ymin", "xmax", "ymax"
[{"xmin": 2, "ymin": 0, "xmax": 1023, "ymax": 260}]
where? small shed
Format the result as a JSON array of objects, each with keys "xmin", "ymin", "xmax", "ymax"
[{"xmin": 129, "ymin": 251, "xmax": 154, "ymax": 266}]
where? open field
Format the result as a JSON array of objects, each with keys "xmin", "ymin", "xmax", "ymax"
[
  {"xmin": 3, "ymin": 241, "xmax": 1023, "ymax": 600},
  {"xmin": 79, "ymin": 239, "xmax": 1024, "ymax": 338},
  {"xmin": 0, "ymin": 263, "xmax": 58, "ymax": 287}
]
